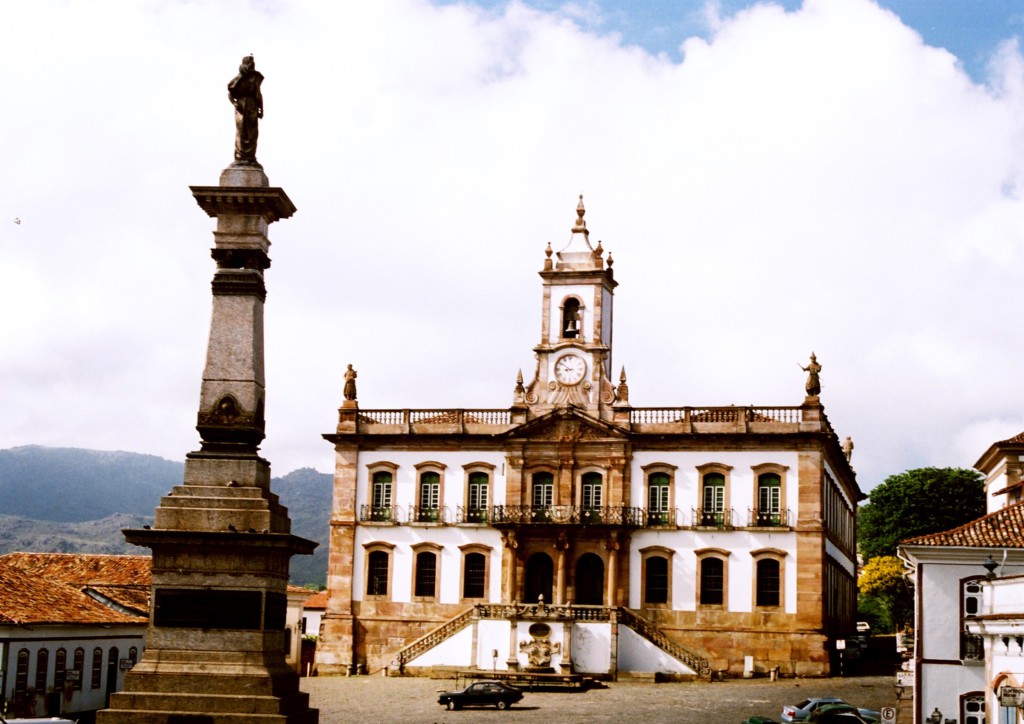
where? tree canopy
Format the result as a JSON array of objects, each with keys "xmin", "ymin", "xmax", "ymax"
[
  {"xmin": 858, "ymin": 466, "xmax": 985, "ymax": 561},
  {"xmin": 858, "ymin": 555, "xmax": 913, "ymax": 631}
]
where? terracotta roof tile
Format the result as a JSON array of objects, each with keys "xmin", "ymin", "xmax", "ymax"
[
  {"xmin": 998, "ymin": 431, "xmax": 1024, "ymax": 445},
  {"xmin": 0, "ymin": 552, "xmax": 151, "ymax": 586},
  {"xmin": 902, "ymin": 500, "xmax": 1024, "ymax": 548},
  {"xmin": 303, "ymin": 590, "xmax": 329, "ymax": 609},
  {"xmin": 0, "ymin": 564, "xmax": 146, "ymax": 626}
]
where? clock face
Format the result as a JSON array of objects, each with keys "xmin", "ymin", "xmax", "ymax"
[{"xmin": 554, "ymin": 354, "xmax": 586, "ymax": 385}]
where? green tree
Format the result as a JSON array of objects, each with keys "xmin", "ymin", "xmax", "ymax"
[
  {"xmin": 858, "ymin": 467, "xmax": 985, "ymax": 561},
  {"xmin": 857, "ymin": 555, "xmax": 912, "ymax": 631}
]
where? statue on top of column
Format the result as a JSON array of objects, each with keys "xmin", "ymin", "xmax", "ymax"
[{"xmin": 228, "ymin": 55, "xmax": 264, "ymax": 166}]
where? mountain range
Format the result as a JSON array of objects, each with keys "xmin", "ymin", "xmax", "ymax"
[{"xmin": 0, "ymin": 445, "xmax": 332, "ymax": 586}]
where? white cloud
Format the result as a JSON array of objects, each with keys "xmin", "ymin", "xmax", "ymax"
[{"xmin": 2, "ymin": 0, "xmax": 1023, "ymax": 493}]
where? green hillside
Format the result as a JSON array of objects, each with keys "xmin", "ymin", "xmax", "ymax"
[{"xmin": 0, "ymin": 446, "xmax": 331, "ymax": 586}]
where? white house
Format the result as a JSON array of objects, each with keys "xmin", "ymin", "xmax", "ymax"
[{"xmin": 0, "ymin": 554, "xmax": 150, "ymax": 720}]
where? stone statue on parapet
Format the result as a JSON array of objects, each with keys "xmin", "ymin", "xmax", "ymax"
[
  {"xmin": 228, "ymin": 55, "xmax": 264, "ymax": 166},
  {"xmin": 343, "ymin": 364, "xmax": 358, "ymax": 401},
  {"xmin": 842, "ymin": 436, "xmax": 854, "ymax": 461},
  {"xmin": 800, "ymin": 352, "xmax": 821, "ymax": 397}
]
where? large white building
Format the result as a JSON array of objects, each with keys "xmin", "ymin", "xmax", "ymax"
[{"xmin": 317, "ymin": 198, "xmax": 862, "ymax": 678}]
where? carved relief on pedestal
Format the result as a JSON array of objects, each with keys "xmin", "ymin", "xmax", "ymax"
[{"xmin": 519, "ymin": 622, "xmax": 561, "ymax": 672}]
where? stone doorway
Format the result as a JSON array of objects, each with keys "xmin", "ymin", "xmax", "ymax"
[
  {"xmin": 575, "ymin": 552, "xmax": 604, "ymax": 605},
  {"xmin": 525, "ymin": 552, "xmax": 554, "ymax": 602}
]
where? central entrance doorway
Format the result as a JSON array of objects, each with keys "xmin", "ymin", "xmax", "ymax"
[{"xmin": 525, "ymin": 552, "xmax": 554, "ymax": 603}]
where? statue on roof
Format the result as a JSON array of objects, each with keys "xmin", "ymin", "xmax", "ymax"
[
  {"xmin": 801, "ymin": 353, "xmax": 822, "ymax": 397},
  {"xmin": 343, "ymin": 364, "xmax": 358, "ymax": 401},
  {"xmin": 228, "ymin": 55, "xmax": 264, "ymax": 165}
]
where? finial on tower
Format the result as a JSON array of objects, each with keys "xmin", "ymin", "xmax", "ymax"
[
  {"xmin": 544, "ymin": 241, "xmax": 553, "ymax": 271},
  {"xmin": 572, "ymin": 194, "xmax": 588, "ymax": 235}
]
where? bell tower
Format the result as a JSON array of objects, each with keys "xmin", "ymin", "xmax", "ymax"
[{"xmin": 523, "ymin": 196, "xmax": 618, "ymax": 419}]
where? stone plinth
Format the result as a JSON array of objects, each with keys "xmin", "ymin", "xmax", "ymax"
[{"xmin": 98, "ymin": 163, "xmax": 317, "ymax": 723}]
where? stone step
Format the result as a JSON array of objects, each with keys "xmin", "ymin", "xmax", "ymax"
[
  {"xmin": 123, "ymin": 669, "xmax": 299, "ymax": 697},
  {"xmin": 160, "ymin": 495, "xmax": 273, "ymax": 510},
  {"xmin": 107, "ymin": 690, "xmax": 310, "ymax": 715},
  {"xmin": 98, "ymin": 705, "xmax": 318, "ymax": 724}
]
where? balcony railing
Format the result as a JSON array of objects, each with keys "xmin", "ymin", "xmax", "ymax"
[
  {"xmin": 455, "ymin": 506, "xmax": 490, "ymax": 524},
  {"xmin": 692, "ymin": 507, "xmax": 734, "ymax": 528},
  {"xmin": 644, "ymin": 508, "xmax": 680, "ymax": 528},
  {"xmin": 962, "ymin": 632, "xmax": 985, "ymax": 661},
  {"xmin": 746, "ymin": 508, "xmax": 793, "ymax": 528},
  {"xmin": 409, "ymin": 505, "xmax": 448, "ymax": 524},
  {"xmin": 359, "ymin": 504, "xmax": 401, "ymax": 523},
  {"xmin": 491, "ymin": 505, "xmax": 645, "ymax": 526}
]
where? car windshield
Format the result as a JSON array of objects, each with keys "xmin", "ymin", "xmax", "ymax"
[{"xmin": 795, "ymin": 700, "xmax": 812, "ymax": 708}]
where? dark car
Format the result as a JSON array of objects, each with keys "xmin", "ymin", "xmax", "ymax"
[{"xmin": 437, "ymin": 680, "xmax": 524, "ymax": 710}]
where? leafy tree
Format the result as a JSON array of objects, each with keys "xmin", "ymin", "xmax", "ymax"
[
  {"xmin": 857, "ymin": 555, "xmax": 912, "ymax": 631},
  {"xmin": 858, "ymin": 467, "xmax": 985, "ymax": 561}
]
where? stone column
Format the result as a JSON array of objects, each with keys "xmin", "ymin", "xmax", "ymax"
[
  {"xmin": 554, "ymin": 533, "xmax": 569, "ymax": 605},
  {"xmin": 99, "ymin": 165, "xmax": 318, "ymax": 724},
  {"xmin": 606, "ymin": 533, "xmax": 620, "ymax": 607}
]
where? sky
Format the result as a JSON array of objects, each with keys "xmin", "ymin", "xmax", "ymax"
[{"xmin": 3, "ymin": 0, "xmax": 1024, "ymax": 496}]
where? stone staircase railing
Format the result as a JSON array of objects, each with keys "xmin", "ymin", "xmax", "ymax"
[
  {"xmin": 393, "ymin": 606, "xmax": 476, "ymax": 669},
  {"xmin": 618, "ymin": 607, "xmax": 712, "ymax": 678}
]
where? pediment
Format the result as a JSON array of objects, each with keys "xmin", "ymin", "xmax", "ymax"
[{"xmin": 501, "ymin": 406, "xmax": 628, "ymax": 443}]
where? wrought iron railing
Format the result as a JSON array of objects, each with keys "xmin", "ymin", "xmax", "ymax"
[
  {"xmin": 491, "ymin": 505, "xmax": 645, "ymax": 526},
  {"xmin": 408, "ymin": 505, "xmax": 448, "ymax": 524},
  {"xmin": 962, "ymin": 631, "xmax": 985, "ymax": 661},
  {"xmin": 746, "ymin": 508, "xmax": 793, "ymax": 527},
  {"xmin": 359, "ymin": 505, "xmax": 401, "ymax": 523},
  {"xmin": 692, "ymin": 507, "xmax": 734, "ymax": 528},
  {"xmin": 455, "ymin": 506, "xmax": 490, "ymax": 524}
]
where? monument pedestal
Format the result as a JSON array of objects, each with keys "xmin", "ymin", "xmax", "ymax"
[{"xmin": 98, "ymin": 162, "xmax": 318, "ymax": 723}]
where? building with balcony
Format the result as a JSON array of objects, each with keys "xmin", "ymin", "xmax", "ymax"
[
  {"xmin": 316, "ymin": 198, "xmax": 861, "ymax": 678},
  {"xmin": 900, "ymin": 431, "xmax": 1024, "ymax": 723}
]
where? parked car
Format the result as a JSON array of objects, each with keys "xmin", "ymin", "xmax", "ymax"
[
  {"xmin": 781, "ymin": 698, "xmax": 880, "ymax": 723},
  {"xmin": 437, "ymin": 680, "xmax": 524, "ymax": 710},
  {"xmin": 807, "ymin": 703, "xmax": 877, "ymax": 723}
]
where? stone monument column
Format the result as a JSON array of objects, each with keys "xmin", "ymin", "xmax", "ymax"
[{"xmin": 99, "ymin": 58, "xmax": 318, "ymax": 724}]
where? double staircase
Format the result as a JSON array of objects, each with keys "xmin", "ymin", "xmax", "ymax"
[{"xmin": 392, "ymin": 603, "xmax": 711, "ymax": 679}]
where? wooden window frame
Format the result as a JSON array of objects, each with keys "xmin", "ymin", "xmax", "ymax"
[
  {"xmin": 528, "ymin": 469, "xmax": 556, "ymax": 518},
  {"xmin": 459, "ymin": 544, "xmax": 492, "ymax": 602},
  {"xmin": 72, "ymin": 647, "xmax": 85, "ymax": 691},
  {"xmin": 640, "ymin": 545, "xmax": 674, "ymax": 608},
  {"xmin": 366, "ymin": 462, "xmax": 398, "ymax": 522},
  {"xmin": 35, "ymin": 647, "xmax": 49, "ymax": 693},
  {"xmin": 463, "ymin": 462, "xmax": 495, "ymax": 524},
  {"xmin": 14, "ymin": 648, "xmax": 29, "ymax": 702},
  {"xmin": 414, "ymin": 461, "xmax": 446, "ymax": 524},
  {"xmin": 751, "ymin": 548, "xmax": 787, "ymax": 610},
  {"xmin": 91, "ymin": 647, "xmax": 103, "ymax": 689},
  {"xmin": 642, "ymin": 463, "xmax": 677, "ymax": 526},
  {"xmin": 363, "ymin": 541, "xmax": 396, "ymax": 600},
  {"xmin": 578, "ymin": 468, "xmax": 605, "ymax": 513},
  {"xmin": 54, "ymin": 648, "xmax": 67, "ymax": 691},
  {"xmin": 751, "ymin": 463, "xmax": 788, "ymax": 526},
  {"xmin": 696, "ymin": 463, "xmax": 732, "ymax": 526},
  {"xmin": 695, "ymin": 548, "xmax": 730, "ymax": 609},
  {"xmin": 411, "ymin": 542, "xmax": 443, "ymax": 601}
]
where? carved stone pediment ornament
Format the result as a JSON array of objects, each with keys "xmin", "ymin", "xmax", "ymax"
[
  {"xmin": 519, "ymin": 622, "xmax": 561, "ymax": 670},
  {"xmin": 197, "ymin": 394, "xmax": 258, "ymax": 427}
]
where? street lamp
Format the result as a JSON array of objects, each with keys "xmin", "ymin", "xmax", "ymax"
[
  {"xmin": 928, "ymin": 707, "xmax": 942, "ymax": 724},
  {"xmin": 894, "ymin": 680, "xmax": 905, "ymax": 700},
  {"xmin": 984, "ymin": 554, "xmax": 999, "ymax": 579}
]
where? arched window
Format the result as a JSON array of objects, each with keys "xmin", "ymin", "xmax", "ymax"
[
  {"xmin": 91, "ymin": 647, "xmax": 103, "ymax": 689},
  {"xmin": 414, "ymin": 550, "xmax": 438, "ymax": 599},
  {"xmin": 370, "ymin": 470, "xmax": 393, "ymax": 521},
  {"xmin": 531, "ymin": 471, "xmax": 554, "ymax": 520},
  {"xmin": 561, "ymin": 298, "xmax": 581, "ymax": 338},
  {"xmin": 697, "ymin": 553, "xmax": 727, "ymax": 607},
  {"xmin": 73, "ymin": 648, "xmax": 85, "ymax": 690},
  {"xmin": 14, "ymin": 649, "xmax": 29, "ymax": 702},
  {"xmin": 756, "ymin": 558, "xmax": 781, "ymax": 607},
  {"xmin": 962, "ymin": 577, "xmax": 985, "ymax": 660},
  {"xmin": 418, "ymin": 471, "xmax": 441, "ymax": 522},
  {"xmin": 644, "ymin": 556, "xmax": 669, "ymax": 605},
  {"xmin": 463, "ymin": 551, "xmax": 487, "ymax": 600},
  {"xmin": 757, "ymin": 473, "xmax": 782, "ymax": 526},
  {"xmin": 575, "ymin": 553, "xmax": 605, "ymax": 605},
  {"xmin": 35, "ymin": 647, "xmax": 49, "ymax": 693},
  {"xmin": 466, "ymin": 470, "xmax": 490, "ymax": 523},
  {"xmin": 54, "ymin": 648, "xmax": 67, "ymax": 690},
  {"xmin": 581, "ymin": 472, "xmax": 603, "ymax": 512},
  {"xmin": 647, "ymin": 472, "xmax": 671, "ymax": 523},
  {"xmin": 701, "ymin": 473, "xmax": 726, "ymax": 526},
  {"xmin": 962, "ymin": 691, "xmax": 985, "ymax": 724},
  {"xmin": 363, "ymin": 543, "xmax": 395, "ymax": 599}
]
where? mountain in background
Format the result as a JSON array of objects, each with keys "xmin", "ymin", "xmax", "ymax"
[{"xmin": 0, "ymin": 446, "xmax": 332, "ymax": 587}]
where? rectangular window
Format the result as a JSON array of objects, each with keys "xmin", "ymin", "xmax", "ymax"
[
  {"xmin": 645, "ymin": 557, "xmax": 669, "ymax": 605},
  {"xmin": 756, "ymin": 559, "xmax": 781, "ymax": 607},
  {"xmin": 371, "ymin": 471, "xmax": 393, "ymax": 521},
  {"xmin": 532, "ymin": 483, "xmax": 553, "ymax": 507},
  {"xmin": 468, "ymin": 473, "xmax": 488, "ymax": 509},
  {"xmin": 582, "ymin": 479, "xmax": 602, "ymax": 509}
]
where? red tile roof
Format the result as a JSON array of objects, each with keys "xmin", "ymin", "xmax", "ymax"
[
  {"xmin": 902, "ymin": 500, "xmax": 1024, "ymax": 548},
  {"xmin": 303, "ymin": 590, "xmax": 329, "ymax": 609},
  {"xmin": 0, "ymin": 564, "xmax": 146, "ymax": 626},
  {"xmin": 0, "ymin": 552, "xmax": 151, "ymax": 586}
]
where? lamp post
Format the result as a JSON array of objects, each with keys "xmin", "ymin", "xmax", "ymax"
[
  {"xmin": 928, "ymin": 707, "xmax": 942, "ymax": 724},
  {"xmin": 984, "ymin": 554, "xmax": 999, "ymax": 579}
]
